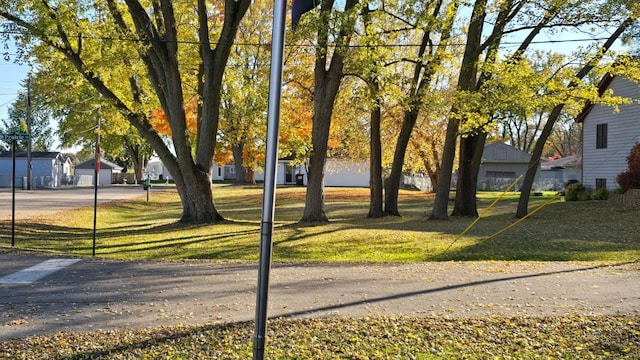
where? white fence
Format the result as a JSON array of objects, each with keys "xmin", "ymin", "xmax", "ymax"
[{"xmin": 402, "ymin": 174, "xmax": 569, "ymax": 193}]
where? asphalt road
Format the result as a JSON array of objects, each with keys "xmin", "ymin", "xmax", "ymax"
[
  {"xmin": 0, "ymin": 254, "xmax": 638, "ymax": 341},
  {"xmin": 1, "ymin": 186, "xmax": 638, "ymax": 341},
  {"xmin": 0, "ymin": 185, "xmax": 154, "ymax": 220}
]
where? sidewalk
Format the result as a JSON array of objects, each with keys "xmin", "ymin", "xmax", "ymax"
[{"xmin": 1, "ymin": 253, "xmax": 638, "ymax": 341}]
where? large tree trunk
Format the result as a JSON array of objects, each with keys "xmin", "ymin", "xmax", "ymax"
[
  {"xmin": 384, "ymin": 0, "xmax": 458, "ymax": 216},
  {"xmin": 125, "ymin": 143, "xmax": 145, "ymax": 184},
  {"xmin": 385, "ymin": 110, "xmax": 418, "ymax": 216},
  {"xmin": 452, "ymin": 133, "xmax": 486, "ymax": 217},
  {"xmin": 411, "ymin": 136, "xmax": 440, "ymax": 192},
  {"xmin": 368, "ymin": 103, "xmax": 384, "ymax": 218},
  {"xmin": 430, "ymin": 116, "xmax": 459, "ymax": 220},
  {"xmin": 174, "ymin": 164, "xmax": 222, "ymax": 223},
  {"xmin": 245, "ymin": 168, "xmax": 256, "ymax": 185},
  {"xmin": 121, "ymin": 0, "xmax": 248, "ymax": 223},
  {"xmin": 232, "ymin": 143, "xmax": 247, "ymax": 185},
  {"xmin": 425, "ymin": 138, "xmax": 441, "ymax": 191},
  {"xmin": 302, "ymin": 101, "xmax": 332, "ymax": 223},
  {"xmin": 0, "ymin": 0, "xmax": 249, "ymax": 223},
  {"xmin": 430, "ymin": 0, "xmax": 486, "ymax": 220},
  {"xmin": 361, "ymin": 6, "xmax": 384, "ymax": 219},
  {"xmin": 300, "ymin": 0, "xmax": 359, "ymax": 223}
]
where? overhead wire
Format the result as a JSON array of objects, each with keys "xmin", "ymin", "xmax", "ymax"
[{"xmin": 0, "ymin": 29, "xmax": 633, "ymax": 50}]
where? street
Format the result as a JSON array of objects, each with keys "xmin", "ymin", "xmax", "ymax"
[{"xmin": 0, "ymin": 185, "xmax": 152, "ymax": 220}]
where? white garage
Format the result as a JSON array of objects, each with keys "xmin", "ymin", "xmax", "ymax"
[{"xmin": 74, "ymin": 159, "xmax": 123, "ymax": 186}]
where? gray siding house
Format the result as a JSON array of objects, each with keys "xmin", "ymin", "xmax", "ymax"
[
  {"xmin": 576, "ymin": 74, "xmax": 640, "ymax": 190},
  {"xmin": 0, "ymin": 151, "xmax": 71, "ymax": 188},
  {"xmin": 477, "ymin": 142, "xmax": 535, "ymax": 190}
]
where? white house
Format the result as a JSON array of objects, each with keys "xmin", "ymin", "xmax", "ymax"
[
  {"xmin": 324, "ymin": 159, "xmax": 369, "ymax": 187},
  {"xmin": 0, "ymin": 151, "xmax": 71, "ymax": 188},
  {"xmin": 74, "ymin": 158, "xmax": 123, "ymax": 186},
  {"xmin": 252, "ymin": 158, "xmax": 308, "ymax": 185},
  {"xmin": 576, "ymin": 73, "xmax": 640, "ymax": 190},
  {"xmin": 226, "ymin": 158, "xmax": 369, "ymax": 187},
  {"xmin": 539, "ymin": 155, "xmax": 582, "ymax": 185}
]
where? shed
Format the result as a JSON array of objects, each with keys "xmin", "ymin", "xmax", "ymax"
[{"xmin": 74, "ymin": 158, "xmax": 123, "ymax": 186}]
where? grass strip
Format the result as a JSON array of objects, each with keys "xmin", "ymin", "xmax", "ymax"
[{"xmin": 2, "ymin": 315, "xmax": 638, "ymax": 359}]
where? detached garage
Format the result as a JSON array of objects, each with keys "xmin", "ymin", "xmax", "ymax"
[{"xmin": 74, "ymin": 159, "xmax": 123, "ymax": 186}]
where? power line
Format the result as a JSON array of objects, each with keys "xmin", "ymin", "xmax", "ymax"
[{"xmin": 0, "ymin": 30, "xmax": 633, "ymax": 50}]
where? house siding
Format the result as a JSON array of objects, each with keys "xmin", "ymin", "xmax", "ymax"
[
  {"xmin": 0, "ymin": 152, "xmax": 67, "ymax": 187},
  {"xmin": 582, "ymin": 76, "xmax": 640, "ymax": 190},
  {"xmin": 74, "ymin": 159, "xmax": 123, "ymax": 186},
  {"xmin": 324, "ymin": 159, "xmax": 369, "ymax": 187},
  {"xmin": 477, "ymin": 143, "xmax": 538, "ymax": 190}
]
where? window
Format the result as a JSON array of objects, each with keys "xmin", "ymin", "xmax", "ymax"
[
  {"xmin": 596, "ymin": 178, "xmax": 607, "ymax": 189},
  {"xmin": 596, "ymin": 123, "xmax": 608, "ymax": 149}
]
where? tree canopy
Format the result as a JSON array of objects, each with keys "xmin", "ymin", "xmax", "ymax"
[{"xmin": 1, "ymin": 0, "xmax": 250, "ymax": 223}]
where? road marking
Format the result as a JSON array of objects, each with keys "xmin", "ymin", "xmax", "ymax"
[{"xmin": 0, "ymin": 259, "xmax": 81, "ymax": 284}]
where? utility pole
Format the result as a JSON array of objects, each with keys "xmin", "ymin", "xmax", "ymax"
[
  {"xmin": 92, "ymin": 116, "xmax": 100, "ymax": 256},
  {"xmin": 26, "ymin": 77, "xmax": 32, "ymax": 190}
]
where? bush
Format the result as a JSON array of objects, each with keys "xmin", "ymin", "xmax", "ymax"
[
  {"xmin": 616, "ymin": 171, "xmax": 640, "ymax": 191},
  {"xmin": 617, "ymin": 142, "xmax": 640, "ymax": 191},
  {"xmin": 577, "ymin": 190, "xmax": 592, "ymax": 201},
  {"xmin": 565, "ymin": 182, "xmax": 586, "ymax": 201},
  {"xmin": 591, "ymin": 187, "xmax": 609, "ymax": 200},
  {"xmin": 627, "ymin": 142, "xmax": 640, "ymax": 174}
]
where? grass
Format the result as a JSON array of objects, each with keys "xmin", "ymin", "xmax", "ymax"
[
  {"xmin": 1, "ymin": 186, "xmax": 639, "ymax": 359},
  {"xmin": 2, "ymin": 315, "xmax": 639, "ymax": 359},
  {"xmin": 1, "ymin": 186, "xmax": 638, "ymax": 262}
]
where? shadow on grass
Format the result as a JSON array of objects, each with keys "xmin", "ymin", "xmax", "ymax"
[{"xmin": 0, "ymin": 219, "xmax": 264, "ymax": 259}]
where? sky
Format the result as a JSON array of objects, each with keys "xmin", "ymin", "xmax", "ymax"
[{"xmin": 0, "ymin": 55, "xmax": 30, "ymax": 129}]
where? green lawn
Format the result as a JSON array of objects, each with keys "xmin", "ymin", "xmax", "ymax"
[
  {"xmin": 1, "ymin": 186, "xmax": 639, "ymax": 359},
  {"xmin": 2, "ymin": 186, "xmax": 638, "ymax": 262},
  {"xmin": 2, "ymin": 315, "xmax": 638, "ymax": 359}
]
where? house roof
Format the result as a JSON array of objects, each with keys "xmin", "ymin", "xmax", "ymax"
[
  {"xmin": 575, "ymin": 72, "xmax": 615, "ymax": 123},
  {"xmin": 541, "ymin": 155, "xmax": 581, "ymax": 170},
  {"xmin": 0, "ymin": 151, "xmax": 63, "ymax": 159},
  {"xmin": 75, "ymin": 158, "xmax": 123, "ymax": 171},
  {"xmin": 481, "ymin": 142, "xmax": 531, "ymax": 163}
]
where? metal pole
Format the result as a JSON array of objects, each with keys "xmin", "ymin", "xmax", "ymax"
[
  {"xmin": 11, "ymin": 137, "xmax": 16, "ymax": 247},
  {"xmin": 253, "ymin": 0, "xmax": 287, "ymax": 358},
  {"xmin": 92, "ymin": 118, "xmax": 100, "ymax": 257},
  {"xmin": 27, "ymin": 78, "xmax": 32, "ymax": 191}
]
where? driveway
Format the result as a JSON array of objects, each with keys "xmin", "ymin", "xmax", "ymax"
[{"xmin": 0, "ymin": 185, "xmax": 153, "ymax": 220}]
